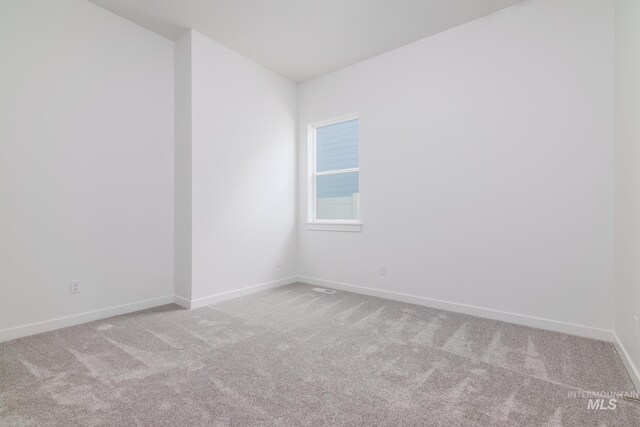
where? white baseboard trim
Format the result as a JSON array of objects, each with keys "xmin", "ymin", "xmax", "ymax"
[
  {"xmin": 297, "ymin": 276, "xmax": 615, "ymax": 342},
  {"xmin": 0, "ymin": 294, "xmax": 174, "ymax": 343},
  {"xmin": 178, "ymin": 276, "xmax": 299, "ymax": 309},
  {"xmin": 173, "ymin": 294, "xmax": 191, "ymax": 308},
  {"xmin": 613, "ymin": 333, "xmax": 640, "ymax": 392}
]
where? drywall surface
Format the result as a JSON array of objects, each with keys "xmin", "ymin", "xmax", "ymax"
[
  {"xmin": 174, "ymin": 32, "xmax": 193, "ymax": 301},
  {"xmin": 298, "ymin": 0, "xmax": 615, "ymax": 333},
  {"xmin": 176, "ymin": 31, "xmax": 298, "ymax": 301},
  {"xmin": 615, "ymin": 0, "xmax": 640, "ymax": 380},
  {"xmin": 0, "ymin": 0, "xmax": 174, "ymax": 333}
]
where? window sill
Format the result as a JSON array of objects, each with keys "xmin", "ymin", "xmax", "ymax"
[{"xmin": 305, "ymin": 222, "xmax": 362, "ymax": 232}]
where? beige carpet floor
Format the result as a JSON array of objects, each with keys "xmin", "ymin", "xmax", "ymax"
[{"xmin": 1, "ymin": 283, "xmax": 639, "ymax": 426}]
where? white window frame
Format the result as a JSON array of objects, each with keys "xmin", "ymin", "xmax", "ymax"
[{"xmin": 306, "ymin": 114, "xmax": 362, "ymax": 232}]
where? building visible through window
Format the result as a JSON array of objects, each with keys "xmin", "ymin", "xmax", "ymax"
[{"xmin": 311, "ymin": 117, "xmax": 359, "ymax": 222}]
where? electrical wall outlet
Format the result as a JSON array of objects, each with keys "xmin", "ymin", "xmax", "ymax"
[
  {"xmin": 380, "ymin": 265, "xmax": 386, "ymax": 276},
  {"xmin": 69, "ymin": 280, "xmax": 80, "ymax": 294},
  {"xmin": 275, "ymin": 258, "xmax": 280, "ymax": 268},
  {"xmin": 634, "ymin": 315, "xmax": 638, "ymax": 339}
]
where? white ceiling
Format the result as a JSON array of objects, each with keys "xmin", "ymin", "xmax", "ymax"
[{"xmin": 89, "ymin": 0, "xmax": 524, "ymax": 82}]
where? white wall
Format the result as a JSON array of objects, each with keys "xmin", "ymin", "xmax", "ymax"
[
  {"xmin": 0, "ymin": 0, "xmax": 621, "ymax": 347},
  {"xmin": 0, "ymin": 0, "xmax": 174, "ymax": 335},
  {"xmin": 174, "ymin": 32, "xmax": 193, "ymax": 302},
  {"xmin": 298, "ymin": 0, "xmax": 615, "ymax": 335},
  {"xmin": 175, "ymin": 31, "xmax": 298, "ymax": 303},
  {"xmin": 615, "ymin": 0, "xmax": 640, "ymax": 382}
]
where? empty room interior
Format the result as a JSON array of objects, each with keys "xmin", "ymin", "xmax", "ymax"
[{"xmin": 2, "ymin": 0, "xmax": 640, "ymax": 425}]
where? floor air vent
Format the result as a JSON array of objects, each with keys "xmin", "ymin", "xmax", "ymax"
[{"xmin": 312, "ymin": 287, "xmax": 337, "ymax": 294}]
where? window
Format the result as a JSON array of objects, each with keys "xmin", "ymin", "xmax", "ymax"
[{"xmin": 309, "ymin": 116, "xmax": 360, "ymax": 226}]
